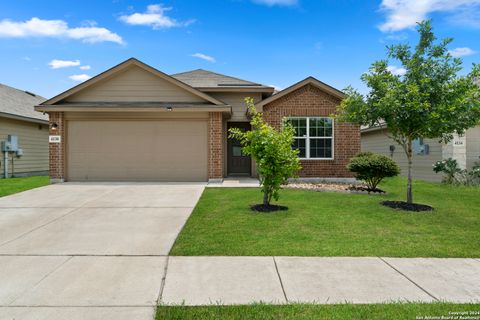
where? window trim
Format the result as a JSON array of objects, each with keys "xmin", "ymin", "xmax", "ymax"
[{"xmin": 287, "ymin": 116, "xmax": 335, "ymax": 160}]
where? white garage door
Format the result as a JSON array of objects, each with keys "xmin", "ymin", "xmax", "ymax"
[{"xmin": 67, "ymin": 120, "xmax": 208, "ymax": 181}]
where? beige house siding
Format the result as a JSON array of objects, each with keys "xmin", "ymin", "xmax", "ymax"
[
  {"xmin": 466, "ymin": 125, "xmax": 480, "ymax": 169},
  {"xmin": 66, "ymin": 66, "xmax": 206, "ymax": 103},
  {"xmin": 361, "ymin": 129, "xmax": 443, "ymax": 182},
  {"xmin": 0, "ymin": 117, "xmax": 49, "ymax": 177},
  {"xmin": 209, "ymin": 92, "xmax": 262, "ymax": 122}
]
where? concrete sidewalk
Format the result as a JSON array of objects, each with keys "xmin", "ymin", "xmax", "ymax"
[
  {"xmin": 160, "ymin": 256, "xmax": 480, "ymax": 306},
  {"xmin": 1, "ymin": 256, "xmax": 479, "ymax": 319}
]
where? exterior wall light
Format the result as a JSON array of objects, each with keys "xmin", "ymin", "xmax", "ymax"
[
  {"xmin": 50, "ymin": 123, "xmax": 58, "ymax": 130},
  {"xmin": 166, "ymin": 107, "xmax": 173, "ymax": 111}
]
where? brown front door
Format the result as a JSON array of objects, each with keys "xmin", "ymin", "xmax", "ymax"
[{"xmin": 227, "ymin": 122, "xmax": 251, "ymax": 176}]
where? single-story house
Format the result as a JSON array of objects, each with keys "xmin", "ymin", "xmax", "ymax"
[
  {"xmin": 35, "ymin": 58, "xmax": 360, "ymax": 183},
  {"xmin": 1, "ymin": 83, "xmax": 49, "ymax": 178},
  {"xmin": 361, "ymin": 126, "xmax": 480, "ymax": 182}
]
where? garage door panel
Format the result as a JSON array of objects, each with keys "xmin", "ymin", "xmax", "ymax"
[{"xmin": 67, "ymin": 120, "xmax": 208, "ymax": 181}]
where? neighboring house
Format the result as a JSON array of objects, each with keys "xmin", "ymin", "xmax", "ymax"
[
  {"xmin": 0, "ymin": 84, "xmax": 48, "ymax": 178},
  {"xmin": 361, "ymin": 126, "xmax": 480, "ymax": 182},
  {"xmin": 35, "ymin": 58, "xmax": 360, "ymax": 183}
]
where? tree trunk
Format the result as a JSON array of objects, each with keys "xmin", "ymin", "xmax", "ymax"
[
  {"xmin": 263, "ymin": 189, "xmax": 269, "ymax": 207},
  {"xmin": 406, "ymin": 140, "xmax": 413, "ymax": 204}
]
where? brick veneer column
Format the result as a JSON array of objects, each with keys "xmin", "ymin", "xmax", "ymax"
[
  {"xmin": 208, "ymin": 112, "xmax": 223, "ymax": 181},
  {"xmin": 48, "ymin": 112, "xmax": 65, "ymax": 183}
]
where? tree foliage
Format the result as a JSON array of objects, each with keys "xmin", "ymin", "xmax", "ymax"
[
  {"xmin": 347, "ymin": 152, "xmax": 400, "ymax": 191},
  {"xmin": 337, "ymin": 20, "xmax": 480, "ymax": 204},
  {"xmin": 229, "ymin": 98, "xmax": 301, "ymax": 207}
]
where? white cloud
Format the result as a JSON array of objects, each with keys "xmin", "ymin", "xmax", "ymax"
[
  {"xmin": 48, "ymin": 59, "xmax": 80, "ymax": 69},
  {"xmin": 119, "ymin": 4, "xmax": 194, "ymax": 29},
  {"xmin": 379, "ymin": 0, "xmax": 480, "ymax": 32},
  {"xmin": 79, "ymin": 65, "xmax": 91, "ymax": 70},
  {"xmin": 69, "ymin": 74, "xmax": 91, "ymax": 82},
  {"xmin": 0, "ymin": 17, "xmax": 124, "ymax": 44},
  {"xmin": 191, "ymin": 53, "xmax": 216, "ymax": 63},
  {"xmin": 387, "ymin": 65, "xmax": 407, "ymax": 76},
  {"xmin": 448, "ymin": 47, "xmax": 476, "ymax": 57},
  {"xmin": 252, "ymin": 0, "xmax": 298, "ymax": 6}
]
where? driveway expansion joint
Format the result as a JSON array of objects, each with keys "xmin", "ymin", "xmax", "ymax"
[
  {"xmin": 0, "ymin": 207, "xmax": 80, "ymax": 248},
  {"xmin": 272, "ymin": 256, "xmax": 288, "ymax": 303},
  {"xmin": 157, "ymin": 256, "xmax": 170, "ymax": 305},
  {"xmin": 378, "ymin": 257, "xmax": 439, "ymax": 301}
]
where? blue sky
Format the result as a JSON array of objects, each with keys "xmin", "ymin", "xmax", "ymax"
[{"xmin": 0, "ymin": 0, "xmax": 479, "ymax": 98}]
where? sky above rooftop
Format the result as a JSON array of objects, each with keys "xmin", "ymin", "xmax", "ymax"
[{"xmin": 0, "ymin": 0, "xmax": 478, "ymax": 98}]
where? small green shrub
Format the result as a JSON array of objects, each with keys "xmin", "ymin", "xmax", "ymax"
[
  {"xmin": 434, "ymin": 159, "xmax": 480, "ymax": 186},
  {"xmin": 229, "ymin": 98, "xmax": 301, "ymax": 207},
  {"xmin": 433, "ymin": 158, "xmax": 462, "ymax": 184},
  {"xmin": 347, "ymin": 152, "xmax": 400, "ymax": 191}
]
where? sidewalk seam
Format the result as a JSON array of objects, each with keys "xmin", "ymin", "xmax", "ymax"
[
  {"xmin": 156, "ymin": 256, "xmax": 170, "ymax": 305},
  {"xmin": 379, "ymin": 257, "xmax": 439, "ymax": 301},
  {"xmin": 272, "ymin": 257, "xmax": 288, "ymax": 303}
]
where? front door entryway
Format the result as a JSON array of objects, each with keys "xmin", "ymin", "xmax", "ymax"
[{"xmin": 227, "ymin": 122, "xmax": 251, "ymax": 176}]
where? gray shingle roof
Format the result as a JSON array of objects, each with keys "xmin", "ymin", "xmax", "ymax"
[
  {"xmin": 0, "ymin": 83, "xmax": 48, "ymax": 122},
  {"xmin": 171, "ymin": 69, "xmax": 269, "ymax": 88}
]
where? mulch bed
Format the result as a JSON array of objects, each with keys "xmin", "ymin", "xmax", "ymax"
[
  {"xmin": 250, "ymin": 204, "xmax": 288, "ymax": 212},
  {"xmin": 348, "ymin": 186, "xmax": 386, "ymax": 194},
  {"xmin": 382, "ymin": 200, "xmax": 434, "ymax": 212}
]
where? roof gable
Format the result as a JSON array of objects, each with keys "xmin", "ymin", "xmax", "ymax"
[
  {"xmin": 256, "ymin": 77, "xmax": 344, "ymax": 108},
  {"xmin": 42, "ymin": 58, "xmax": 225, "ymax": 106}
]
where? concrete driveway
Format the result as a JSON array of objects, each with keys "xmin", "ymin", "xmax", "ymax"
[{"xmin": 0, "ymin": 182, "xmax": 205, "ymax": 319}]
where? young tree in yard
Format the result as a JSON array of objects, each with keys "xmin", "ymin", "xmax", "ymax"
[
  {"xmin": 229, "ymin": 98, "xmax": 301, "ymax": 209},
  {"xmin": 337, "ymin": 20, "xmax": 480, "ymax": 205}
]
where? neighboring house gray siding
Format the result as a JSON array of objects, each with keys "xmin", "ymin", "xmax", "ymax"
[
  {"xmin": 361, "ymin": 125, "xmax": 480, "ymax": 182},
  {"xmin": 361, "ymin": 129, "xmax": 443, "ymax": 182},
  {"xmin": 0, "ymin": 117, "xmax": 49, "ymax": 177},
  {"xmin": 0, "ymin": 83, "xmax": 48, "ymax": 178},
  {"xmin": 466, "ymin": 126, "xmax": 480, "ymax": 169}
]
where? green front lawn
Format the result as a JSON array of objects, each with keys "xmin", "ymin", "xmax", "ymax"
[
  {"xmin": 170, "ymin": 177, "xmax": 480, "ymax": 257},
  {"xmin": 0, "ymin": 176, "xmax": 49, "ymax": 197},
  {"xmin": 156, "ymin": 303, "xmax": 480, "ymax": 320}
]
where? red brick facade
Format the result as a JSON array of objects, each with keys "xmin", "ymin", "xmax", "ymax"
[
  {"xmin": 48, "ymin": 112, "xmax": 65, "ymax": 182},
  {"xmin": 208, "ymin": 112, "xmax": 224, "ymax": 179},
  {"xmin": 262, "ymin": 84, "xmax": 360, "ymax": 178}
]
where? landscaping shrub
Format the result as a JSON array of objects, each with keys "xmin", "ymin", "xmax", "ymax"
[
  {"xmin": 229, "ymin": 98, "xmax": 301, "ymax": 210},
  {"xmin": 347, "ymin": 152, "xmax": 400, "ymax": 191},
  {"xmin": 433, "ymin": 158, "xmax": 462, "ymax": 184},
  {"xmin": 434, "ymin": 159, "xmax": 480, "ymax": 186}
]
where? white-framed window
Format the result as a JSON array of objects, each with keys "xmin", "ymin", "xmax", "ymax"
[{"xmin": 286, "ymin": 117, "xmax": 334, "ymax": 160}]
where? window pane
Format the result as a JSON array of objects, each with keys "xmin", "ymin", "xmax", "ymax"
[
  {"xmin": 325, "ymin": 126, "xmax": 332, "ymax": 137},
  {"xmin": 292, "ymin": 138, "xmax": 306, "ymax": 158},
  {"xmin": 287, "ymin": 118, "xmax": 307, "ymax": 137},
  {"xmin": 232, "ymin": 146, "xmax": 245, "ymax": 157},
  {"xmin": 297, "ymin": 118, "xmax": 307, "ymax": 137},
  {"xmin": 310, "ymin": 138, "xmax": 332, "ymax": 158},
  {"xmin": 309, "ymin": 117, "xmax": 333, "ymax": 137}
]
